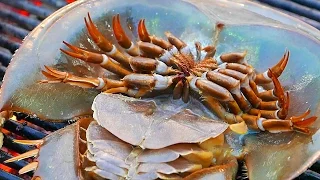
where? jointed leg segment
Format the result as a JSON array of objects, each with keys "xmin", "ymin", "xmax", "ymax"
[{"xmin": 41, "ymin": 13, "xmax": 316, "ymax": 134}]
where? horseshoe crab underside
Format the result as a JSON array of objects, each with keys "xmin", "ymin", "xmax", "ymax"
[{"xmin": 0, "ymin": 0, "xmax": 320, "ymax": 180}]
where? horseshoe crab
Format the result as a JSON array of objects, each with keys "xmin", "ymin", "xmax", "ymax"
[{"xmin": 1, "ymin": 0, "xmax": 320, "ymax": 179}]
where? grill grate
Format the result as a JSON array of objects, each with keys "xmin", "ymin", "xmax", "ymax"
[
  {"xmin": 0, "ymin": 0, "xmax": 319, "ymax": 179},
  {"xmin": 1, "ymin": 115, "xmax": 68, "ymax": 179},
  {"xmin": 253, "ymin": 0, "xmax": 320, "ymax": 30},
  {"xmin": 0, "ymin": 0, "xmax": 72, "ymax": 86}
]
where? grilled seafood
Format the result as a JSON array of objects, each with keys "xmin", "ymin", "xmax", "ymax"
[
  {"xmin": 1, "ymin": 0, "xmax": 320, "ymax": 179},
  {"xmin": 39, "ymin": 14, "xmax": 316, "ymax": 134}
]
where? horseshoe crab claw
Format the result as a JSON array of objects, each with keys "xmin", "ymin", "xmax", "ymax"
[{"xmin": 7, "ymin": 93, "xmax": 240, "ymax": 179}]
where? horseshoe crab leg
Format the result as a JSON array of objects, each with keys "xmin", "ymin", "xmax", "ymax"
[
  {"xmin": 203, "ymin": 70, "xmax": 250, "ymax": 112},
  {"xmin": 202, "ymin": 95, "xmax": 244, "ymax": 124},
  {"xmin": 129, "ymin": 56, "xmax": 179, "ymax": 75},
  {"xmin": 85, "ymin": 13, "xmax": 131, "ymax": 68},
  {"xmin": 61, "ymin": 42, "xmax": 131, "ymax": 77},
  {"xmin": 113, "ymin": 14, "xmax": 139, "ymax": 56},
  {"xmin": 120, "ymin": 73, "xmax": 174, "ymax": 91},
  {"xmin": 269, "ymin": 69, "xmax": 289, "ymax": 119},
  {"xmin": 196, "ymin": 74, "xmax": 315, "ymax": 134},
  {"xmin": 165, "ymin": 31, "xmax": 191, "ymax": 56},
  {"xmin": 138, "ymin": 18, "xmax": 178, "ymax": 52},
  {"xmin": 218, "ymin": 68, "xmax": 262, "ymax": 108},
  {"xmin": 255, "ymin": 50, "xmax": 289, "ymax": 85},
  {"xmin": 40, "ymin": 66, "xmax": 125, "ymax": 91},
  {"xmin": 138, "ymin": 18, "xmax": 179, "ymax": 65},
  {"xmin": 138, "ymin": 19, "xmax": 151, "ymax": 42},
  {"xmin": 41, "ymin": 67, "xmax": 174, "ymax": 98},
  {"xmin": 218, "ymin": 51, "xmax": 248, "ymax": 65},
  {"xmin": 191, "ymin": 77, "xmax": 242, "ymax": 115},
  {"xmin": 242, "ymin": 112, "xmax": 317, "ymax": 133},
  {"xmin": 104, "ymin": 73, "xmax": 174, "ymax": 97}
]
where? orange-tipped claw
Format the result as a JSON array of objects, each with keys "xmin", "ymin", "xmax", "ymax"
[
  {"xmin": 268, "ymin": 50, "xmax": 289, "ymax": 78},
  {"xmin": 283, "ymin": 92, "xmax": 289, "ymax": 114},
  {"xmin": 60, "ymin": 48, "xmax": 84, "ymax": 60},
  {"xmin": 269, "ymin": 69, "xmax": 285, "ymax": 106},
  {"xmin": 61, "ymin": 41, "xmax": 103, "ymax": 64},
  {"xmin": 40, "ymin": 66, "xmax": 101, "ymax": 89},
  {"xmin": 138, "ymin": 19, "xmax": 151, "ymax": 42},
  {"xmin": 40, "ymin": 66, "xmax": 68, "ymax": 84},
  {"xmin": 277, "ymin": 92, "xmax": 290, "ymax": 119},
  {"xmin": 85, "ymin": 13, "xmax": 113, "ymax": 52},
  {"xmin": 112, "ymin": 14, "xmax": 131, "ymax": 49},
  {"xmin": 291, "ymin": 109, "xmax": 316, "ymax": 134},
  {"xmin": 61, "ymin": 41, "xmax": 131, "ymax": 77},
  {"xmin": 290, "ymin": 109, "xmax": 311, "ymax": 122},
  {"xmin": 43, "ymin": 65, "xmax": 67, "ymax": 79},
  {"xmin": 293, "ymin": 116, "xmax": 317, "ymax": 128},
  {"xmin": 269, "ymin": 69, "xmax": 290, "ymax": 119},
  {"xmin": 254, "ymin": 51, "xmax": 289, "ymax": 85}
]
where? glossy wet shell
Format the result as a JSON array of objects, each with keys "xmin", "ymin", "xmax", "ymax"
[
  {"xmin": 33, "ymin": 95, "xmax": 234, "ymax": 179},
  {"xmin": 1, "ymin": 0, "xmax": 320, "ymax": 179},
  {"xmin": 92, "ymin": 94, "xmax": 228, "ymax": 149},
  {"xmin": 2, "ymin": 0, "xmax": 320, "ymax": 120}
]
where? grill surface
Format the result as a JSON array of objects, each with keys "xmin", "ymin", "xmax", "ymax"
[{"xmin": 0, "ymin": 0, "xmax": 319, "ymax": 179}]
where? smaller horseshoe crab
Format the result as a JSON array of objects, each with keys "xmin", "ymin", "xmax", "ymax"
[{"xmin": 1, "ymin": 0, "xmax": 320, "ymax": 179}]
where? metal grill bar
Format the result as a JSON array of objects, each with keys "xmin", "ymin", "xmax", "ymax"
[
  {"xmin": 0, "ymin": 151, "xmax": 30, "ymax": 175},
  {"xmin": 0, "ymin": 0, "xmax": 53, "ymax": 19},
  {"xmin": 0, "ymin": 47, "xmax": 11, "ymax": 67},
  {"xmin": 14, "ymin": 112, "xmax": 67, "ymax": 132},
  {"xmin": 290, "ymin": 0, "xmax": 320, "ymax": 11},
  {"xmin": 0, "ymin": 169, "xmax": 23, "ymax": 180},
  {"xmin": 0, "ymin": 36, "xmax": 20, "ymax": 54},
  {"xmin": 3, "ymin": 135, "xmax": 33, "ymax": 154},
  {"xmin": 298, "ymin": 170, "xmax": 320, "ymax": 180},
  {"xmin": 256, "ymin": 0, "xmax": 320, "ymax": 22},
  {"xmin": 0, "ymin": 8, "xmax": 40, "ymax": 31},
  {"xmin": 3, "ymin": 120, "xmax": 47, "ymax": 140},
  {"xmin": 0, "ymin": 22, "xmax": 29, "ymax": 40},
  {"xmin": 41, "ymin": 0, "xmax": 67, "ymax": 9}
]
